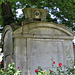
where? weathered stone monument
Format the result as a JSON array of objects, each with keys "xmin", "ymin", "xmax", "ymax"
[{"xmin": 2, "ymin": 8, "xmax": 74, "ymax": 75}]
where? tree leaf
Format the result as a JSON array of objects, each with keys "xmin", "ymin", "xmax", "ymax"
[{"xmin": 0, "ymin": 0, "xmax": 2, "ymax": 4}]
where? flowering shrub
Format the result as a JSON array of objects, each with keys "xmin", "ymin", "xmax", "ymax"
[
  {"xmin": 35, "ymin": 59, "xmax": 75, "ymax": 75},
  {"xmin": 0, "ymin": 62, "xmax": 22, "ymax": 75}
]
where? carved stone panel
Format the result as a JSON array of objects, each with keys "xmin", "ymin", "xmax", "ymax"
[{"xmin": 27, "ymin": 39, "xmax": 65, "ymax": 75}]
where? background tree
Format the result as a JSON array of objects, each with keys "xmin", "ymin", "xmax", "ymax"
[{"xmin": 0, "ymin": 0, "xmax": 75, "ymax": 31}]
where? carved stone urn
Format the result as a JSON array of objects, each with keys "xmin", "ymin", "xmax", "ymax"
[{"xmin": 22, "ymin": 8, "xmax": 47, "ymax": 21}]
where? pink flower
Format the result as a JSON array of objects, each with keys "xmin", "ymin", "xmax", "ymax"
[
  {"xmin": 53, "ymin": 61, "xmax": 55, "ymax": 64},
  {"xmin": 11, "ymin": 59, "xmax": 13, "ymax": 61},
  {"xmin": 17, "ymin": 67, "xmax": 19, "ymax": 69},
  {"xmin": 35, "ymin": 69, "xmax": 38, "ymax": 72},
  {"xmin": 0, "ymin": 62, "xmax": 1, "ymax": 64},
  {"xmin": 59, "ymin": 63, "xmax": 62, "ymax": 67}
]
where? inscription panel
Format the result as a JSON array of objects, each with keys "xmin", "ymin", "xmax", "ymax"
[{"xmin": 27, "ymin": 39, "xmax": 64, "ymax": 75}]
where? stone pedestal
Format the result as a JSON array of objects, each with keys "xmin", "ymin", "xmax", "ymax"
[{"xmin": 2, "ymin": 8, "xmax": 74, "ymax": 75}]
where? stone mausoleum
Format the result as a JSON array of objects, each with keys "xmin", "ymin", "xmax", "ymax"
[{"xmin": 2, "ymin": 8, "xmax": 74, "ymax": 75}]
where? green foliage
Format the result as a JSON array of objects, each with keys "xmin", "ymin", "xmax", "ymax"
[
  {"xmin": 0, "ymin": 63, "xmax": 22, "ymax": 75},
  {"xmin": 0, "ymin": 0, "xmax": 2, "ymax": 4},
  {"xmin": 0, "ymin": 4, "xmax": 2, "ymax": 26},
  {"xmin": 0, "ymin": 0, "xmax": 75, "ymax": 31}
]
